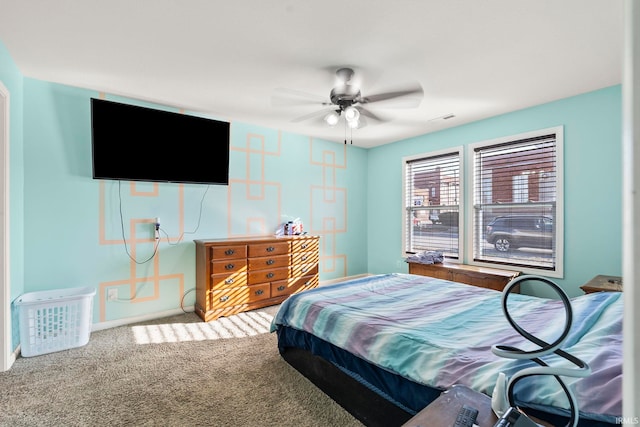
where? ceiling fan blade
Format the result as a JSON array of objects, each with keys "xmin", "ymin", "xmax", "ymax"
[
  {"xmin": 357, "ymin": 106, "xmax": 389, "ymax": 123},
  {"xmin": 355, "ymin": 115, "xmax": 368, "ymax": 129},
  {"xmin": 360, "ymin": 83, "xmax": 424, "ymax": 108},
  {"xmin": 271, "ymin": 95, "xmax": 327, "ymax": 108},
  {"xmin": 272, "ymin": 87, "xmax": 330, "ymax": 104},
  {"xmin": 291, "ymin": 107, "xmax": 337, "ymax": 123}
]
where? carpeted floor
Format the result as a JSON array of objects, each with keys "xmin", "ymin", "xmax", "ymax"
[{"xmin": 0, "ymin": 306, "xmax": 363, "ymax": 427}]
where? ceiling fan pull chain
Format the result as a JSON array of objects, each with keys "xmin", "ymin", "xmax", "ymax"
[{"xmin": 344, "ymin": 119, "xmax": 347, "ymax": 144}]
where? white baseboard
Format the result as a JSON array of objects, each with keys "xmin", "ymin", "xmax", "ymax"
[
  {"xmin": 92, "ymin": 306, "xmax": 195, "ymax": 332},
  {"xmin": 92, "ymin": 273, "xmax": 372, "ymax": 332},
  {"xmin": 8, "ymin": 344, "xmax": 18, "ymax": 367}
]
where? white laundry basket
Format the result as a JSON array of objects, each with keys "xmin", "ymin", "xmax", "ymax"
[{"xmin": 15, "ymin": 287, "xmax": 96, "ymax": 357}]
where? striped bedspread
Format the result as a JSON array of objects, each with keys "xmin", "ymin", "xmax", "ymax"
[{"xmin": 270, "ymin": 273, "xmax": 622, "ymax": 423}]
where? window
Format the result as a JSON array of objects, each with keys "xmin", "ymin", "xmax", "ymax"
[
  {"xmin": 403, "ymin": 149, "xmax": 461, "ymax": 259},
  {"xmin": 471, "ymin": 127, "xmax": 563, "ymax": 276}
]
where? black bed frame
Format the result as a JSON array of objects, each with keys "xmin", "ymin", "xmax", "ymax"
[
  {"xmin": 281, "ymin": 347, "xmax": 416, "ymax": 427},
  {"xmin": 280, "ymin": 347, "xmax": 605, "ymax": 427}
]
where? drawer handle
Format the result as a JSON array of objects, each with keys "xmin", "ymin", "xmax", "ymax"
[
  {"xmin": 266, "ymin": 246, "xmax": 275, "ymax": 252},
  {"xmin": 220, "ymin": 295, "xmax": 229, "ymax": 302},
  {"xmin": 301, "ymin": 255, "xmax": 307, "ymax": 261},
  {"xmin": 225, "ymin": 263, "xmax": 235, "ymax": 270},
  {"xmin": 225, "ymin": 278, "xmax": 234, "ymax": 284},
  {"xmin": 301, "ymin": 244, "xmax": 308, "ymax": 249},
  {"xmin": 225, "ymin": 249, "xmax": 235, "ymax": 256},
  {"xmin": 267, "ymin": 259, "xmax": 275, "ymax": 265},
  {"xmin": 277, "ymin": 285, "xmax": 286, "ymax": 291},
  {"xmin": 267, "ymin": 272, "xmax": 275, "ymax": 279},
  {"xmin": 301, "ymin": 267, "xmax": 308, "ymax": 273},
  {"xmin": 255, "ymin": 289, "xmax": 264, "ymax": 296}
]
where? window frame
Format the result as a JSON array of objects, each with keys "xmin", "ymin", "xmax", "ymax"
[
  {"xmin": 466, "ymin": 126, "xmax": 564, "ymax": 278},
  {"xmin": 401, "ymin": 147, "xmax": 464, "ymax": 261}
]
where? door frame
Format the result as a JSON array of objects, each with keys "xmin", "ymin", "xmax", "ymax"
[{"xmin": 0, "ymin": 81, "xmax": 12, "ymax": 371}]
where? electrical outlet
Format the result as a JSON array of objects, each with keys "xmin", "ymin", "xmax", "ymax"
[
  {"xmin": 107, "ymin": 288, "xmax": 118, "ymax": 301},
  {"xmin": 154, "ymin": 217, "xmax": 160, "ymax": 240}
]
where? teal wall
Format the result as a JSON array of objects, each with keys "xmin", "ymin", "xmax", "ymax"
[
  {"xmin": 20, "ymin": 80, "xmax": 368, "ymax": 324},
  {"xmin": 0, "ymin": 40, "xmax": 25, "ymax": 348},
  {"xmin": 367, "ymin": 86, "xmax": 622, "ymax": 296}
]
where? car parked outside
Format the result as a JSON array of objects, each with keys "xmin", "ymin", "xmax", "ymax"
[
  {"xmin": 434, "ymin": 211, "xmax": 459, "ymax": 227},
  {"xmin": 485, "ymin": 215, "xmax": 553, "ymax": 252}
]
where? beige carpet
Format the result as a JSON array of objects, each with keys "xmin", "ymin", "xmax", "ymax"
[{"xmin": 0, "ymin": 305, "xmax": 363, "ymax": 427}]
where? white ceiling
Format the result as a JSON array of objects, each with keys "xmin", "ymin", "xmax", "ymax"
[{"xmin": 0, "ymin": 0, "xmax": 624, "ymax": 148}]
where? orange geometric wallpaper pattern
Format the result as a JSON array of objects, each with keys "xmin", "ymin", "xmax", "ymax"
[
  {"xmin": 98, "ymin": 181, "xmax": 185, "ymax": 322},
  {"xmin": 228, "ymin": 132, "xmax": 282, "ymax": 236},
  {"xmin": 98, "ymin": 123, "xmax": 348, "ymax": 322},
  {"xmin": 309, "ymin": 139, "xmax": 348, "ymax": 277}
]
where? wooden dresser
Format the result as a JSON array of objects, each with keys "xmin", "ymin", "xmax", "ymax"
[
  {"xmin": 407, "ymin": 261, "xmax": 519, "ymax": 291},
  {"xmin": 194, "ymin": 235, "xmax": 320, "ymax": 322}
]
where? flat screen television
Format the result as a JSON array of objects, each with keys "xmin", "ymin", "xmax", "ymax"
[{"xmin": 91, "ymin": 98, "xmax": 230, "ymax": 185}]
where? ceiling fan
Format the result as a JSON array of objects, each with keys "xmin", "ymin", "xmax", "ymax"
[{"xmin": 272, "ymin": 67, "xmax": 424, "ymax": 131}]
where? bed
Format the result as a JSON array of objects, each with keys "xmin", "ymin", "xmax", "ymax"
[{"xmin": 270, "ymin": 273, "xmax": 622, "ymax": 427}]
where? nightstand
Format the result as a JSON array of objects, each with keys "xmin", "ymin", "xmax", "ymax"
[
  {"xmin": 401, "ymin": 385, "xmax": 553, "ymax": 427},
  {"xmin": 580, "ymin": 275, "xmax": 622, "ymax": 294}
]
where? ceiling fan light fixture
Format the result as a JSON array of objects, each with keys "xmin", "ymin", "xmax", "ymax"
[
  {"xmin": 347, "ymin": 118, "xmax": 360, "ymax": 129},
  {"xmin": 324, "ymin": 111, "xmax": 340, "ymax": 126},
  {"xmin": 344, "ymin": 106, "xmax": 360, "ymax": 122}
]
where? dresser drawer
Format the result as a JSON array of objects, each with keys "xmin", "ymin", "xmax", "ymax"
[
  {"xmin": 291, "ymin": 250, "xmax": 319, "ymax": 266},
  {"xmin": 209, "ymin": 283, "xmax": 271, "ymax": 309},
  {"xmin": 271, "ymin": 274, "xmax": 319, "ymax": 298},
  {"xmin": 211, "ymin": 258, "xmax": 247, "ymax": 275},
  {"xmin": 290, "ymin": 263, "xmax": 318, "ymax": 278},
  {"xmin": 247, "ymin": 267, "xmax": 289, "ymax": 285},
  {"xmin": 211, "ymin": 244, "xmax": 247, "ymax": 259},
  {"xmin": 248, "ymin": 254, "xmax": 290, "ymax": 270},
  {"xmin": 248, "ymin": 242, "xmax": 290, "ymax": 257},
  {"xmin": 291, "ymin": 238, "xmax": 319, "ymax": 253},
  {"xmin": 210, "ymin": 271, "xmax": 247, "ymax": 291},
  {"xmin": 450, "ymin": 270, "xmax": 511, "ymax": 292}
]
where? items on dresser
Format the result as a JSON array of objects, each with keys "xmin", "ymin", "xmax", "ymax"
[
  {"xmin": 407, "ymin": 261, "xmax": 519, "ymax": 292},
  {"xmin": 194, "ymin": 235, "xmax": 319, "ymax": 322},
  {"xmin": 405, "ymin": 250, "xmax": 444, "ymax": 265}
]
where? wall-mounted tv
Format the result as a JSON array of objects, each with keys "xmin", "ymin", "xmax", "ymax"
[{"xmin": 91, "ymin": 98, "xmax": 230, "ymax": 185}]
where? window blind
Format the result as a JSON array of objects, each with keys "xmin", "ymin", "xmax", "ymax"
[
  {"xmin": 473, "ymin": 134, "xmax": 558, "ymax": 270},
  {"xmin": 404, "ymin": 151, "xmax": 460, "ymax": 258}
]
